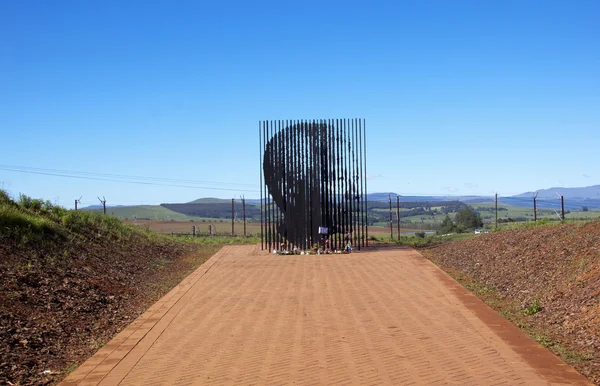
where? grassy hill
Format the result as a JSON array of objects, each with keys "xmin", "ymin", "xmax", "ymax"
[
  {"xmin": 82, "ymin": 198, "xmax": 600, "ymax": 230},
  {"xmin": 384, "ymin": 202, "xmax": 600, "ymax": 228},
  {"xmin": 86, "ymin": 205, "xmax": 219, "ymax": 221},
  {"xmin": 0, "ymin": 190, "xmax": 253, "ymax": 385},
  {"xmin": 187, "ymin": 197, "xmax": 233, "ymax": 204},
  {"xmin": 421, "ymin": 221, "xmax": 600, "ymax": 383}
]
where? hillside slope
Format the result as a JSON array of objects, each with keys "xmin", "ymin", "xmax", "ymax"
[
  {"xmin": 422, "ymin": 222, "xmax": 600, "ymax": 384},
  {"xmin": 0, "ymin": 192, "xmax": 219, "ymax": 385}
]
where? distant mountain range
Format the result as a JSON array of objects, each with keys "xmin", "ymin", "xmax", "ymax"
[
  {"xmin": 81, "ymin": 204, "xmax": 125, "ymax": 210},
  {"xmin": 514, "ymin": 185, "xmax": 600, "ymax": 199},
  {"xmin": 81, "ymin": 185, "xmax": 600, "ymax": 211},
  {"xmin": 365, "ymin": 187, "xmax": 600, "ymax": 210}
]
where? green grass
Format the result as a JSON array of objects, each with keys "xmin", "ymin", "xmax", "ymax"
[
  {"xmin": 0, "ymin": 190, "xmax": 167, "ymax": 247},
  {"xmin": 565, "ymin": 210, "xmax": 600, "ymax": 220},
  {"xmin": 424, "ymin": 257, "xmax": 595, "ymax": 367},
  {"xmin": 524, "ymin": 298, "xmax": 542, "ymax": 315},
  {"xmin": 86, "ymin": 205, "xmax": 220, "ymax": 222},
  {"xmin": 170, "ymin": 234, "xmax": 260, "ymax": 245},
  {"xmin": 367, "ymin": 232, "xmax": 477, "ymax": 246}
]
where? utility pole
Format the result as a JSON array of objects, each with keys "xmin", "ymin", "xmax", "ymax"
[
  {"xmin": 533, "ymin": 193, "xmax": 537, "ymax": 222},
  {"xmin": 396, "ymin": 195, "xmax": 401, "ymax": 239},
  {"xmin": 75, "ymin": 196, "xmax": 82, "ymax": 211},
  {"xmin": 241, "ymin": 195, "xmax": 247, "ymax": 237},
  {"xmin": 231, "ymin": 198, "xmax": 235, "ymax": 236},
  {"xmin": 389, "ymin": 194, "xmax": 393, "ymax": 240},
  {"xmin": 495, "ymin": 193, "xmax": 498, "ymax": 229},
  {"xmin": 97, "ymin": 196, "xmax": 106, "ymax": 215}
]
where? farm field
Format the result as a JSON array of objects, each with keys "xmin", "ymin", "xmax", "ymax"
[
  {"xmin": 88, "ymin": 205, "xmax": 213, "ymax": 221},
  {"xmin": 125, "ymin": 220, "xmax": 427, "ymax": 237},
  {"xmin": 101, "ymin": 201, "xmax": 600, "ymax": 233},
  {"xmin": 125, "ymin": 219, "xmax": 261, "ymax": 236}
]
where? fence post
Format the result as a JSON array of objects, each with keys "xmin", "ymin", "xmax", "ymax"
[
  {"xmin": 193, "ymin": 225, "xmax": 196, "ymax": 237},
  {"xmin": 396, "ymin": 195, "xmax": 400, "ymax": 239},
  {"xmin": 389, "ymin": 194, "xmax": 393, "ymax": 240},
  {"xmin": 242, "ymin": 197, "xmax": 246, "ymax": 237},
  {"xmin": 231, "ymin": 198, "xmax": 235, "ymax": 236},
  {"xmin": 495, "ymin": 193, "xmax": 498, "ymax": 228},
  {"xmin": 561, "ymin": 196, "xmax": 565, "ymax": 221}
]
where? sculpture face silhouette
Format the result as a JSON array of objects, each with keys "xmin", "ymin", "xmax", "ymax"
[{"xmin": 261, "ymin": 120, "xmax": 366, "ymax": 251}]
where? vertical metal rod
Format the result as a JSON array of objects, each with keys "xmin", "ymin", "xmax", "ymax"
[
  {"xmin": 267, "ymin": 120, "xmax": 273, "ymax": 249},
  {"xmin": 265, "ymin": 121, "xmax": 269, "ymax": 249},
  {"xmin": 302, "ymin": 120, "xmax": 308, "ymax": 250},
  {"xmin": 231, "ymin": 198, "xmax": 235, "ymax": 236},
  {"xmin": 331, "ymin": 119, "xmax": 337, "ymax": 250},
  {"xmin": 310, "ymin": 119, "xmax": 320, "ymax": 246},
  {"xmin": 561, "ymin": 195, "xmax": 565, "ymax": 221},
  {"xmin": 336, "ymin": 118, "xmax": 342, "ymax": 250},
  {"xmin": 350, "ymin": 118, "xmax": 356, "ymax": 248},
  {"xmin": 358, "ymin": 118, "xmax": 364, "ymax": 247},
  {"xmin": 272, "ymin": 121, "xmax": 281, "ymax": 250},
  {"xmin": 389, "ymin": 194, "xmax": 393, "ymax": 239},
  {"xmin": 350, "ymin": 118, "xmax": 354, "ymax": 246},
  {"xmin": 397, "ymin": 195, "xmax": 401, "ymax": 239},
  {"xmin": 290, "ymin": 120, "xmax": 294, "ymax": 244},
  {"xmin": 295, "ymin": 119, "xmax": 300, "ymax": 248},
  {"xmin": 242, "ymin": 197, "xmax": 246, "ymax": 237},
  {"xmin": 533, "ymin": 195, "xmax": 537, "ymax": 222},
  {"xmin": 308, "ymin": 119, "xmax": 314, "ymax": 248},
  {"xmin": 264, "ymin": 120, "xmax": 268, "ymax": 249},
  {"xmin": 321, "ymin": 120, "xmax": 327, "ymax": 232},
  {"xmin": 363, "ymin": 119, "xmax": 368, "ymax": 246},
  {"xmin": 300, "ymin": 120, "xmax": 309, "ymax": 250},
  {"xmin": 352, "ymin": 118, "xmax": 357, "ymax": 249},
  {"xmin": 273, "ymin": 121, "xmax": 278, "ymax": 248},
  {"xmin": 279, "ymin": 120, "xmax": 283, "ymax": 247},
  {"xmin": 285, "ymin": 119, "xmax": 290, "ymax": 246},
  {"xmin": 340, "ymin": 118, "xmax": 348, "ymax": 244},
  {"xmin": 328, "ymin": 119, "xmax": 334, "ymax": 248},
  {"xmin": 293, "ymin": 119, "xmax": 298, "ymax": 249},
  {"xmin": 344, "ymin": 118, "xmax": 350, "ymax": 245},
  {"xmin": 260, "ymin": 121, "xmax": 264, "ymax": 249}
]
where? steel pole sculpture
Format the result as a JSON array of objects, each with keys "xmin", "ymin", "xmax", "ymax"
[{"xmin": 260, "ymin": 119, "xmax": 367, "ymax": 251}]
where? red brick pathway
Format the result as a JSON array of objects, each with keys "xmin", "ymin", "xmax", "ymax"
[{"xmin": 61, "ymin": 245, "xmax": 591, "ymax": 385}]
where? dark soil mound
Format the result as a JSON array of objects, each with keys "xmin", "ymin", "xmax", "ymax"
[
  {"xmin": 0, "ymin": 193, "xmax": 216, "ymax": 385},
  {"xmin": 423, "ymin": 221, "xmax": 600, "ymax": 384}
]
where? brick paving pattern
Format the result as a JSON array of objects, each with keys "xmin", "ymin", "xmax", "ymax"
[{"xmin": 61, "ymin": 245, "xmax": 591, "ymax": 385}]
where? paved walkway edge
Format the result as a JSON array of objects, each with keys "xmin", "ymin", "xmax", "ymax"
[
  {"xmin": 409, "ymin": 250, "xmax": 591, "ymax": 385},
  {"xmin": 60, "ymin": 245, "xmax": 232, "ymax": 386}
]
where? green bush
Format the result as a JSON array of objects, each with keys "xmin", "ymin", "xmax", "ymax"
[
  {"xmin": 437, "ymin": 215, "xmax": 455, "ymax": 234},
  {"xmin": 0, "ymin": 204, "xmax": 58, "ymax": 243},
  {"xmin": 0, "ymin": 189, "xmax": 11, "ymax": 204},
  {"xmin": 524, "ymin": 298, "xmax": 542, "ymax": 315}
]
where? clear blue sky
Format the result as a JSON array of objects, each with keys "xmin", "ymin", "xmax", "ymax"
[{"xmin": 1, "ymin": 0, "xmax": 598, "ymax": 207}]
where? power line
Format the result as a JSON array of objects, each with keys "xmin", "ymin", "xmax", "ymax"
[
  {"xmin": 0, "ymin": 167, "xmax": 259, "ymax": 193},
  {"xmin": 0, "ymin": 165, "xmax": 257, "ymax": 188}
]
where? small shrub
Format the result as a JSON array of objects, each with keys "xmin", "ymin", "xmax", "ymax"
[
  {"xmin": 0, "ymin": 189, "xmax": 11, "ymax": 203},
  {"xmin": 415, "ymin": 232, "xmax": 426, "ymax": 239},
  {"xmin": 524, "ymin": 298, "xmax": 542, "ymax": 315}
]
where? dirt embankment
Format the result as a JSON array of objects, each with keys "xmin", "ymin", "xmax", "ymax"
[
  {"xmin": 0, "ymin": 227, "xmax": 218, "ymax": 385},
  {"xmin": 422, "ymin": 221, "xmax": 600, "ymax": 384}
]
